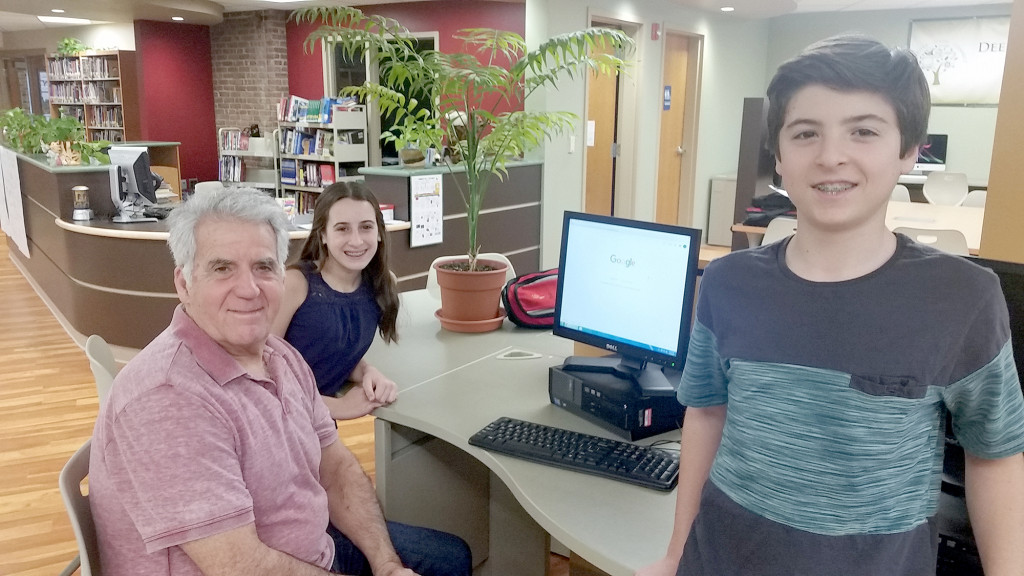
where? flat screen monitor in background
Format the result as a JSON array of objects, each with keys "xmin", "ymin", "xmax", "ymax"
[
  {"xmin": 108, "ymin": 146, "xmax": 159, "ymax": 223},
  {"xmin": 914, "ymin": 133, "xmax": 948, "ymax": 173},
  {"xmin": 553, "ymin": 211, "xmax": 702, "ymax": 396}
]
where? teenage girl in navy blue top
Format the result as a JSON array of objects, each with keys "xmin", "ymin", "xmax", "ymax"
[{"xmin": 272, "ymin": 182, "xmax": 400, "ymax": 420}]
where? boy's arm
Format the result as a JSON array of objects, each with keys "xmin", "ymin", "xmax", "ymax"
[
  {"xmin": 965, "ymin": 451, "xmax": 1024, "ymax": 576},
  {"xmin": 635, "ymin": 405, "xmax": 726, "ymax": 576}
]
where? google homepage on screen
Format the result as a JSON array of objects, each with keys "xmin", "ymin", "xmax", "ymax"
[{"xmin": 558, "ymin": 219, "xmax": 692, "ymax": 356}]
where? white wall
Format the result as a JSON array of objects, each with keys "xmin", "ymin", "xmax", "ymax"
[
  {"xmin": 0, "ymin": 24, "xmax": 136, "ymax": 53},
  {"xmin": 766, "ymin": 4, "xmax": 1012, "ymax": 184},
  {"xmin": 528, "ymin": 0, "xmax": 770, "ymax": 267}
]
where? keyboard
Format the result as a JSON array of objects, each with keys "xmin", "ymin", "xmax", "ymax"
[
  {"xmin": 143, "ymin": 206, "xmax": 173, "ymax": 219},
  {"xmin": 468, "ymin": 417, "xmax": 679, "ymax": 491}
]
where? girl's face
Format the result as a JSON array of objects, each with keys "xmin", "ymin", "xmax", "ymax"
[{"xmin": 320, "ymin": 198, "xmax": 379, "ymax": 276}]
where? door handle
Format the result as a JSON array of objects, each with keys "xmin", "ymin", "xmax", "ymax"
[{"xmin": 676, "ymin": 146, "xmax": 685, "ymax": 156}]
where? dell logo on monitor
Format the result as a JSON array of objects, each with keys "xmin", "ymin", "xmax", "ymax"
[{"xmin": 605, "ymin": 344, "xmax": 618, "ymax": 352}]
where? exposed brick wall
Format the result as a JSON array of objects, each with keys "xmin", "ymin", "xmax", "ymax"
[{"xmin": 211, "ymin": 10, "xmax": 290, "ymax": 139}]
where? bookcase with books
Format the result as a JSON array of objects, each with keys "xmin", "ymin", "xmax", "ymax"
[
  {"xmin": 218, "ymin": 126, "xmax": 280, "ymax": 195},
  {"xmin": 277, "ymin": 96, "xmax": 368, "ymax": 214},
  {"xmin": 47, "ymin": 50, "xmax": 140, "ymax": 142}
]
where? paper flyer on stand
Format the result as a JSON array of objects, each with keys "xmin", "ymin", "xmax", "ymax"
[{"xmin": 409, "ymin": 174, "xmax": 443, "ymax": 247}]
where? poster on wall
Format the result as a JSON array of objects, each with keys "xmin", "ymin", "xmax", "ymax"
[
  {"xmin": 409, "ymin": 174, "xmax": 443, "ymax": 248},
  {"xmin": 0, "ymin": 147, "xmax": 30, "ymax": 257},
  {"xmin": 910, "ymin": 16, "xmax": 1010, "ymax": 106}
]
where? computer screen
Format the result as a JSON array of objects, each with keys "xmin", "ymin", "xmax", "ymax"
[
  {"xmin": 914, "ymin": 133, "xmax": 948, "ymax": 173},
  {"xmin": 936, "ymin": 255, "xmax": 1024, "ymax": 560},
  {"xmin": 108, "ymin": 146, "xmax": 159, "ymax": 222},
  {"xmin": 552, "ymin": 211, "xmax": 702, "ymax": 396}
]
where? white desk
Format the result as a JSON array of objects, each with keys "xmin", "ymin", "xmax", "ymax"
[
  {"xmin": 885, "ymin": 201, "xmax": 984, "ymax": 254},
  {"xmin": 732, "ymin": 201, "xmax": 984, "ymax": 254},
  {"xmin": 897, "ymin": 173, "xmax": 987, "ymax": 188},
  {"xmin": 364, "ymin": 290, "xmax": 677, "ymax": 576}
]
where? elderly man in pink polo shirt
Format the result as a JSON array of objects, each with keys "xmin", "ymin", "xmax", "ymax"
[{"xmin": 88, "ymin": 188, "xmax": 470, "ymax": 576}]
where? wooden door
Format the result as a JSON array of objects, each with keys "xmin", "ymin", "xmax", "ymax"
[
  {"xmin": 585, "ymin": 40, "xmax": 618, "ymax": 216},
  {"xmin": 656, "ymin": 33, "xmax": 691, "ymax": 225}
]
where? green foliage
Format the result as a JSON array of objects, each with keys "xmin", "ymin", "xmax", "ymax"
[
  {"xmin": 57, "ymin": 37, "xmax": 89, "ymax": 56},
  {"xmin": 0, "ymin": 108, "xmax": 109, "ymax": 164},
  {"xmin": 293, "ymin": 6, "xmax": 633, "ymax": 268}
]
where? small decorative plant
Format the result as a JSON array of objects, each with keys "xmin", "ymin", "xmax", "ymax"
[
  {"xmin": 57, "ymin": 37, "xmax": 89, "ymax": 56},
  {"xmin": 294, "ymin": 6, "xmax": 633, "ymax": 271}
]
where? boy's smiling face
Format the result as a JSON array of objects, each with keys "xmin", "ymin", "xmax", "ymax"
[{"xmin": 776, "ymin": 84, "xmax": 917, "ymax": 235}]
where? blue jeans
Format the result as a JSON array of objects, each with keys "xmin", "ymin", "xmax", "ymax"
[{"xmin": 328, "ymin": 521, "xmax": 472, "ymax": 576}]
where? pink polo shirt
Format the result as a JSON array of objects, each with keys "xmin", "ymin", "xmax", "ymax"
[{"xmin": 89, "ymin": 305, "xmax": 338, "ymax": 576}]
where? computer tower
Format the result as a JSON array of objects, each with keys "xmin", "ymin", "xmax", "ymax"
[{"xmin": 548, "ymin": 364, "xmax": 685, "ymax": 441}]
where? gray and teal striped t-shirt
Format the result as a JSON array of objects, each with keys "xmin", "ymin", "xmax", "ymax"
[{"xmin": 677, "ymin": 233, "xmax": 1024, "ymax": 575}]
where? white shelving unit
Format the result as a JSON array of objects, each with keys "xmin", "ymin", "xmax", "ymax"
[
  {"xmin": 218, "ymin": 127, "xmax": 280, "ymax": 195},
  {"xmin": 278, "ymin": 105, "xmax": 368, "ymax": 213}
]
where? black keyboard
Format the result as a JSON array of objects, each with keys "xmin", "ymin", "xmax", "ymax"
[
  {"xmin": 468, "ymin": 417, "xmax": 679, "ymax": 491},
  {"xmin": 143, "ymin": 206, "xmax": 173, "ymax": 219}
]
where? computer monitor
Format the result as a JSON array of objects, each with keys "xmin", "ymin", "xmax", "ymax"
[
  {"xmin": 936, "ymin": 255, "xmax": 1024, "ymax": 566},
  {"xmin": 914, "ymin": 133, "xmax": 948, "ymax": 173},
  {"xmin": 108, "ymin": 146, "xmax": 159, "ymax": 222},
  {"xmin": 552, "ymin": 211, "xmax": 702, "ymax": 396}
]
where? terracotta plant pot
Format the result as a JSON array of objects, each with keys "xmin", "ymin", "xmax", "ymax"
[{"xmin": 434, "ymin": 258, "xmax": 508, "ymax": 332}]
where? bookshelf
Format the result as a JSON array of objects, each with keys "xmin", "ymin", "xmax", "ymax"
[
  {"xmin": 278, "ymin": 105, "xmax": 368, "ymax": 213},
  {"xmin": 47, "ymin": 50, "xmax": 140, "ymax": 142},
  {"xmin": 218, "ymin": 127, "xmax": 280, "ymax": 195}
]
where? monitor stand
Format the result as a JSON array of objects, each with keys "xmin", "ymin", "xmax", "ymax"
[
  {"xmin": 112, "ymin": 192, "xmax": 158, "ymax": 223},
  {"xmin": 561, "ymin": 355, "xmax": 678, "ymax": 397}
]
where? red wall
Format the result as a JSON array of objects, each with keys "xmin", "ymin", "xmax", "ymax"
[
  {"xmin": 134, "ymin": 20, "xmax": 218, "ymax": 183},
  {"xmin": 286, "ymin": 1, "xmax": 526, "ymax": 103}
]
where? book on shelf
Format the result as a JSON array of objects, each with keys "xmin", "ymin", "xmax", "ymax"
[
  {"xmin": 319, "ymin": 164, "xmax": 335, "ymax": 186},
  {"xmin": 281, "ymin": 158, "xmax": 298, "ymax": 185}
]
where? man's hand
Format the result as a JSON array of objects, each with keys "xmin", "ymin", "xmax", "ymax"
[{"xmin": 374, "ymin": 558, "xmax": 420, "ymax": 576}]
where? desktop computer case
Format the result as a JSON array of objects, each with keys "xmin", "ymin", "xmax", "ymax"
[{"xmin": 548, "ymin": 365, "xmax": 685, "ymax": 441}]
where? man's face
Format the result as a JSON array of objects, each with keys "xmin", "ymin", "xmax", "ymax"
[
  {"xmin": 776, "ymin": 85, "xmax": 916, "ymax": 234},
  {"xmin": 174, "ymin": 218, "xmax": 283, "ymax": 359}
]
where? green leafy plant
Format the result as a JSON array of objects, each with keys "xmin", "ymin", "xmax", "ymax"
[
  {"xmin": 57, "ymin": 37, "xmax": 89, "ymax": 56},
  {"xmin": 0, "ymin": 108, "xmax": 109, "ymax": 164},
  {"xmin": 294, "ymin": 7, "xmax": 632, "ymax": 270}
]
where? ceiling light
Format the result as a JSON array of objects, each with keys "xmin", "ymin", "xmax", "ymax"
[
  {"xmin": 51, "ymin": 8, "xmax": 65, "ymax": 13},
  {"xmin": 721, "ymin": 6, "xmax": 735, "ymax": 12},
  {"xmin": 172, "ymin": 16, "xmax": 184, "ymax": 21},
  {"xmin": 38, "ymin": 15, "xmax": 92, "ymax": 25}
]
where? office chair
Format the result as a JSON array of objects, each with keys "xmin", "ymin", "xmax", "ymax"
[
  {"xmin": 85, "ymin": 334, "xmax": 118, "ymax": 406},
  {"xmin": 961, "ymin": 189, "xmax": 987, "ymax": 208},
  {"xmin": 890, "ymin": 184, "xmax": 911, "ymax": 203},
  {"xmin": 58, "ymin": 439, "xmax": 100, "ymax": 576},
  {"xmin": 893, "ymin": 227, "xmax": 970, "ymax": 256},
  {"xmin": 922, "ymin": 172, "xmax": 969, "ymax": 206},
  {"xmin": 426, "ymin": 253, "xmax": 516, "ymax": 299},
  {"xmin": 759, "ymin": 217, "xmax": 798, "ymax": 246}
]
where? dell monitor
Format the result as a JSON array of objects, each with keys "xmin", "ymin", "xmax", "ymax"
[
  {"xmin": 914, "ymin": 133, "xmax": 948, "ymax": 173},
  {"xmin": 108, "ymin": 146, "xmax": 160, "ymax": 223},
  {"xmin": 552, "ymin": 211, "xmax": 702, "ymax": 396}
]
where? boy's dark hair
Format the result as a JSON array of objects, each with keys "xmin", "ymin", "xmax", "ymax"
[
  {"xmin": 766, "ymin": 34, "xmax": 931, "ymax": 160},
  {"xmin": 291, "ymin": 180, "xmax": 400, "ymax": 343}
]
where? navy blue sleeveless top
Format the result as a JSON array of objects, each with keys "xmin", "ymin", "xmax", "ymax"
[{"xmin": 284, "ymin": 262, "xmax": 381, "ymax": 397}]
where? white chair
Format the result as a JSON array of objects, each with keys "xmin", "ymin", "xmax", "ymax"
[
  {"xmin": 193, "ymin": 181, "xmax": 225, "ymax": 195},
  {"xmin": 962, "ymin": 189, "xmax": 987, "ymax": 208},
  {"xmin": 759, "ymin": 217, "xmax": 798, "ymax": 246},
  {"xmin": 893, "ymin": 227, "xmax": 970, "ymax": 256},
  {"xmin": 58, "ymin": 439, "xmax": 100, "ymax": 576},
  {"xmin": 425, "ymin": 253, "xmax": 516, "ymax": 299},
  {"xmin": 922, "ymin": 172, "xmax": 968, "ymax": 206},
  {"xmin": 85, "ymin": 334, "xmax": 118, "ymax": 406},
  {"xmin": 890, "ymin": 184, "xmax": 911, "ymax": 203}
]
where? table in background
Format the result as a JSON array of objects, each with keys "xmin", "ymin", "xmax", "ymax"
[
  {"xmin": 731, "ymin": 201, "xmax": 984, "ymax": 254},
  {"xmin": 364, "ymin": 290, "xmax": 678, "ymax": 576}
]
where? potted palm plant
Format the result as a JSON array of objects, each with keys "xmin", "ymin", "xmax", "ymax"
[{"xmin": 294, "ymin": 6, "xmax": 632, "ymax": 330}]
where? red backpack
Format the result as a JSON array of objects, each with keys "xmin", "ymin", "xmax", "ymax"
[{"xmin": 501, "ymin": 269, "xmax": 558, "ymax": 329}]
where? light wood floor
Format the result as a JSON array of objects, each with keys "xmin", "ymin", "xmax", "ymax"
[{"xmin": 0, "ymin": 231, "xmax": 570, "ymax": 576}]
